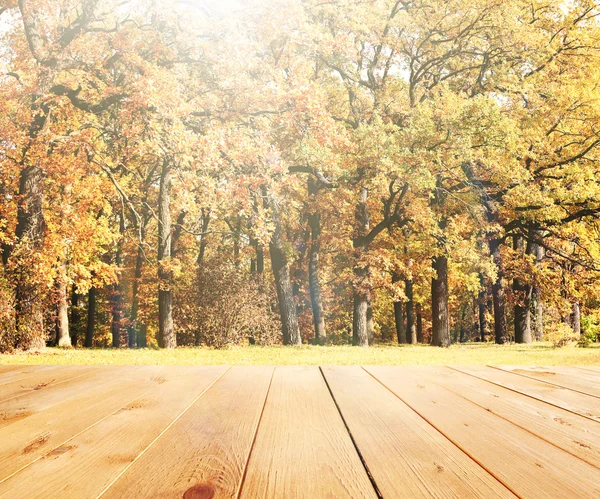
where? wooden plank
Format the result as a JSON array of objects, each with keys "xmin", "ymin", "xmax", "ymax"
[
  {"xmin": 0, "ymin": 366, "xmax": 62, "ymax": 387},
  {"xmin": 560, "ymin": 366, "xmax": 600, "ymax": 378},
  {"xmin": 239, "ymin": 366, "xmax": 377, "ymax": 499},
  {"xmin": 0, "ymin": 366, "xmax": 228, "ymax": 498},
  {"xmin": 0, "ymin": 365, "xmax": 43, "ymax": 378},
  {"xmin": 580, "ymin": 366, "xmax": 600, "ymax": 373},
  {"xmin": 0, "ymin": 367, "xmax": 117, "ymax": 430},
  {"xmin": 101, "ymin": 366, "xmax": 273, "ymax": 499},
  {"xmin": 0, "ymin": 366, "xmax": 164, "ymax": 481},
  {"xmin": 455, "ymin": 366, "xmax": 600, "ymax": 422},
  {"xmin": 322, "ymin": 366, "xmax": 514, "ymax": 498},
  {"xmin": 410, "ymin": 367, "xmax": 600, "ymax": 469},
  {"xmin": 366, "ymin": 366, "xmax": 600, "ymax": 498},
  {"xmin": 0, "ymin": 366, "xmax": 98, "ymax": 403},
  {"xmin": 495, "ymin": 366, "xmax": 600, "ymax": 398}
]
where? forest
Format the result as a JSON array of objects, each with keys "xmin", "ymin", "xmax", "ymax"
[{"xmin": 1, "ymin": 0, "xmax": 600, "ymax": 352}]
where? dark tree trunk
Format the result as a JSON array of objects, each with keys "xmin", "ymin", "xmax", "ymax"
[
  {"xmin": 405, "ymin": 279, "xmax": 416, "ymax": 344},
  {"xmin": 571, "ymin": 303, "xmax": 581, "ymax": 336},
  {"xmin": 478, "ymin": 302, "xmax": 486, "ymax": 342},
  {"xmin": 56, "ymin": 259, "xmax": 71, "ymax": 347},
  {"xmin": 531, "ymin": 232, "xmax": 544, "ymax": 340},
  {"xmin": 250, "ymin": 238, "xmax": 264, "ymax": 276},
  {"xmin": 14, "ymin": 164, "xmax": 46, "ymax": 350},
  {"xmin": 490, "ymin": 238, "xmax": 509, "ymax": 344},
  {"xmin": 265, "ymin": 188, "xmax": 300, "ymax": 345},
  {"xmin": 416, "ymin": 303, "xmax": 424, "ymax": 343},
  {"xmin": 513, "ymin": 236, "xmax": 532, "ymax": 344},
  {"xmin": 70, "ymin": 289, "xmax": 80, "ymax": 347},
  {"xmin": 85, "ymin": 286, "xmax": 96, "ymax": 348},
  {"xmin": 366, "ymin": 297, "xmax": 374, "ymax": 345},
  {"xmin": 128, "ymin": 241, "xmax": 144, "ymax": 348},
  {"xmin": 158, "ymin": 160, "xmax": 175, "ymax": 349},
  {"xmin": 430, "ymin": 175, "xmax": 450, "ymax": 348},
  {"xmin": 394, "ymin": 300, "xmax": 406, "ymax": 344},
  {"xmin": 111, "ymin": 213, "xmax": 125, "ymax": 348},
  {"xmin": 478, "ymin": 274, "xmax": 487, "ymax": 342},
  {"xmin": 138, "ymin": 324, "xmax": 147, "ymax": 348},
  {"xmin": 431, "ymin": 255, "xmax": 450, "ymax": 347},
  {"xmin": 307, "ymin": 178, "xmax": 326, "ymax": 343}
]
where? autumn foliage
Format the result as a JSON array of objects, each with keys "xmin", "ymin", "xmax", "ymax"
[{"xmin": 1, "ymin": 0, "xmax": 599, "ymax": 351}]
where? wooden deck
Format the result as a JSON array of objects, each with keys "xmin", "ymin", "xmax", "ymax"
[{"xmin": 0, "ymin": 365, "xmax": 599, "ymax": 498}]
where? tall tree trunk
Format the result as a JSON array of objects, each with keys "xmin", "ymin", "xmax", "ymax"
[
  {"xmin": 250, "ymin": 238, "xmax": 264, "ymax": 275},
  {"xmin": 128, "ymin": 239, "xmax": 144, "ymax": 348},
  {"xmin": 56, "ymin": 259, "xmax": 71, "ymax": 347},
  {"xmin": 353, "ymin": 288, "xmax": 369, "ymax": 347},
  {"xmin": 405, "ymin": 279, "xmax": 416, "ymax": 344},
  {"xmin": 158, "ymin": 160, "xmax": 175, "ymax": 349},
  {"xmin": 394, "ymin": 300, "xmax": 406, "ymax": 344},
  {"xmin": 513, "ymin": 236, "xmax": 532, "ymax": 344},
  {"xmin": 416, "ymin": 303, "xmax": 424, "ymax": 343},
  {"xmin": 531, "ymin": 231, "xmax": 544, "ymax": 340},
  {"xmin": 352, "ymin": 187, "xmax": 371, "ymax": 347},
  {"xmin": 490, "ymin": 238, "xmax": 509, "ymax": 344},
  {"xmin": 70, "ymin": 288, "xmax": 80, "ymax": 347},
  {"xmin": 430, "ymin": 175, "xmax": 449, "ymax": 347},
  {"xmin": 431, "ymin": 255, "xmax": 450, "ymax": 347},
  {"xmin": 14, "ymin": 164, "xmax": 46, "ymax": 350},
  {"xmin": 85, "ymin": 286, "xmax": 96, "ymax": 348},
  {"xmin": 478, "ymin": 274, "xmax": 487, "ymax": 342},
  {"xmin": 265, "ymin": 187, "xmax": 300, "ymax": 345},
  {"xmin": 307, "ymin": 178, "xmax": 326, "ymax": 343},
  {"xmin": 111, "ymin": 213, "xmax": 124, "ymax": 348},
  {"xmin": 366, "ymin": 297, "xmax": 374, "ymax": 345}
]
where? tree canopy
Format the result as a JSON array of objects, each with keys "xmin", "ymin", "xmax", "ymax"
[{"xmin": 1, "ymin": 0, "xmax": 599, "ymax": 351}]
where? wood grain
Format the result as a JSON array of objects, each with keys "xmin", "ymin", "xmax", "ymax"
[
  {"xmin": 0, "ymin": 365, "xmax": 52, "ymax": 381},
  {"xmin": 455, "ymin": 365, "xmax": 600, "ymax": 422},
  {"xmin": 0, "ymin": 366, "xmax": 227, "ymax": 498},
  {"xmin": 0, "ymin": 365, "xmax": 98, "ymax": 403},
  {"xmin": 102, "ymin": 366, "xmax": 273, "ymax": 499},
  {"xmin": 495, "ymin": 366, "xmax": 600, "ymax": 398},
  {"xmin": 0, "ymin": 366, "xmax": 64, "ymax": 388},
  {"xmin": 411, "ymin": 367, "xmax": 600, "ymax": 469},
  {"xmin": 239, "ymin": 366, "xmax": 377, "ymax": 499},
  {"xmin": 322, "ymin": 366, "xmax": 514, "ymax": 498},
  {"xmin": 0, "ymin": 366, "xmax": 163, "ymax": 481},
  {"xmin": 366, "ymin": 366, "xmax": 600, "ymax": 498}
]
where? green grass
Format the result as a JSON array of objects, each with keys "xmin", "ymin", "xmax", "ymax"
[{"xmin": 1, "ymin": 342, "xmax": 599, "ymax": 366}]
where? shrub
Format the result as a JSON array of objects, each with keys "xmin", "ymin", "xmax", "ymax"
[{"xmin": 175, "ymin": 260, "xmax": 281, "ymax": 348}]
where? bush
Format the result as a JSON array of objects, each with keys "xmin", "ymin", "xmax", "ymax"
[
  {"xmin": 578, "ymin": 315, "xmax": 600, "ymax": 347},
  {"xmin": 175, "ymin": 261, "xmax": 281, "ymax": 348},
  {"xmin": 545, "ymin": 322, "xmax": 579, "ymax": 348}
]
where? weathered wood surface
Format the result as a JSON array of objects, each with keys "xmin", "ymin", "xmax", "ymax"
[
  {"xmin": 103, "ymin": 366, "xmax": 273, "ymax": 499},
  {"xmin": 367, "ymin": 366, "xmax": 600, "ymax": 498},
  {"xmin": 239, "ymin": 366, "xmax": 377, "ymax": 499},
  {"xmin": 495, "ymin": 365, "xmax": 600, "ymax": 398},
  {"xmin": 0, "ymin": 364, "xmax": 598, "ymax": 498},
  {"xmin": 455, "ymin": 365, "xmax": 600, "ymax": 422},
  {"xmin": 321, "ymin": 366, "xmax": 515, "ymax": 498}
]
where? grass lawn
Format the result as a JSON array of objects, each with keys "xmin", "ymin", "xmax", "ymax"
[{"xmin": 0, "ymin": 342, "xmax": 599, "ymax": 365}]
